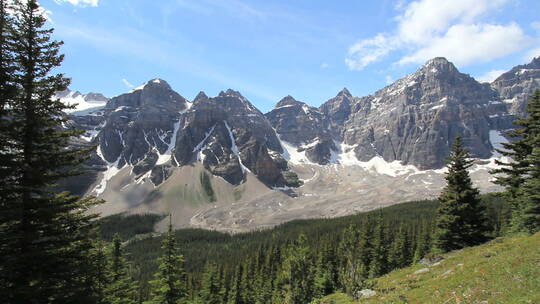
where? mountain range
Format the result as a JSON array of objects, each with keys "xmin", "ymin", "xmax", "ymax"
[{"xmin": 61, "ymin": 56, "xmax": 540, "ymax": 232}]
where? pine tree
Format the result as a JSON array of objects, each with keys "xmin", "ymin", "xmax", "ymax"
[
  {"xmin": 513, "ymin": 147, "xmax": 540, "ymax": 233},
  {"xmin": 337, "ymin": 225, "xmax": 364, "ymax": 297},
  {"xmin": 492, "ymin": 90, "xmax": 540, "ymax": 232},
  {"xmin": 493, "ymin": 90, "xmax": 540, "ymax": 198},
  {"xmin": 273, "ymin": 234, "xmax": 314, "ymax": 304},
  {"xmin": 0, "ymin": 1, "xmax": 102, "ymax": 302},
  {"xmin": 197, "ymin": 262, "xmax": 222, "ymax": 304},
  {"xmin": 226, "ymin": 265, "xmax": 244, "ymax": 304},
  {"xmin": 434, "ymin": 136, "xmax": 489, "ymax": 253},
  {"xmin": 388, "ymin": 227, "xmax": 409, "ymax": 269},
  {"xmin": 146, "ymin": 219, "xmax": 187, "ymax": 304},
  {"xmin": 105, "ymin": 234, "xmax": 137, "ymax": 304},
  {"xmin": 368, "ymin": 213, "xmax": 388, "ymax": 278}
]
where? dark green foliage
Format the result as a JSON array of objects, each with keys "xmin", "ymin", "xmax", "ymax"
[
  {"xmin": 146, "ymin": 220, "xmax": 187, "ymax": 304},
  {"xmin": 97, "ymin": 213, "xmax": 164, "ymax": 241},
  {"xmin": 514, "ymin": 147, "xmax": 540, "ymax": 233},
  {"xmin": 0, "ymin": 1, "xmax": 102, "ymax": 303},
  {"xmin": 105, "ymin": 234, "xmax": 138, "ymax": 304},
  {"xmin": 197, "ymin": 263, "xmax": 222, "ymax": 304},
  {"xmin": 492, "ymin": 90, "xmax": 540, "ymax": 232},
  {"xmin": 122, "ymin": 196, "xmax": 506, "ymax": 303},
  {"xmin": 434, "ymin": 136, "xmax": 489, "ymax": 253},
  {"xmin": 200, "ymin": 172, "xmax": 216, "ymax": 202},
  {"xmin": 283, "ymin": 170, "xmax": 303, "ymax": 187},
  {"xmin": 273, "ymin": 234, "xmax": 314, "ymax": 303}
]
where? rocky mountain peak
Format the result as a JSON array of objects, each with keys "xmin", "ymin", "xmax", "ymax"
[
  {"xmin": 419, "ymin": 57, "xmax": 458, "ymax": 76},
  {"xmin": 194, "ymin": 91, "xmax": 209, "ymax": 103},
  {"xmin": 276, "ymin": 95, "xmax": 303, "ymax": 108},
  {"xmin": 218, "ymin": 89, "xmax": 244, "ymax": 99},
  {"xmin": 491, "ymin": 56, "xmax": 540, "ymax": 115},
  {"xmin": 337, "ymin": 87, "xmax": 352, "ymax": 97},
  {"xmin": 84, "ymin": 92, "xmax": 109, "ymax": 102}
]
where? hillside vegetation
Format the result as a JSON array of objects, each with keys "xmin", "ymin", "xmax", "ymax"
[{"xmin": 317, "ymin": 232, "xmax": 540, "ymax": 303}]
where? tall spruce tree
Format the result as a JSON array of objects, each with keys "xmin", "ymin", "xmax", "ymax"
[
  {"xmin": 105, "ymin": 234, "xmax": 137, "ymax": 304},
  {"xmin": 492, "ymin": 90, "xmax": 540, "ymax": 232},
  {"xmin": 273, "ymin": 234, "xmax": 314, "ymax": 304},
  {"xmin": 0, "ymin": 0, "xmax": 17, "ymax": 296},
  {"xmin": 513, "ymin": 147, "xmax": 540, "ymax": 233},
  {"xmin": 0, "ymin": 1, "xmax": 101, "ymax": 303},
  {"xmin": 197, "ymin": 263, "xmax": 222, "ymax": 304},
  {"xmin": 434, "ymin": 136, "xmax": 488, "ymax": 252},
  {"xmin": 146, "ymin": 218, "xmax": 187, "ymax": 304}
]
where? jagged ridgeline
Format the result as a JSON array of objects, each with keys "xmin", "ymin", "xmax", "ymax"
[{"xmin": 61, "ymin": 56, "xmax": 540, "ymax": 231}]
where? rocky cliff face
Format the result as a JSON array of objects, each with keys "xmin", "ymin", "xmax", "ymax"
[
  {"xmin": 491, "ymin": 56, "xmax": 540, "ymax": 116},
  {"xmin": 70, "ymin": 83, "xmax": 300, "ymax": 194},
  {"xmin": 339, "ymin": 57, "xmax": 500, "ymax": 169},
  {"xmin": 265, "ymin": 96, "xmax": 336, "ymax": 165},
  {"xmin": 173, "ymin": 89, "xmax": 298, "ymax": 187}
]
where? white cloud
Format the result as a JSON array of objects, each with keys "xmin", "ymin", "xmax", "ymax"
[
  {"xmin": 475, "ymin": 69, "xmax": 506, "ymax": 83},
  {"xmin": 346, "ymin": 0, "xmax": 532, "ymax": 70},
  {"xmin": 54, "ymin": 0, "xmax": 99, "ymax": 7},
  {"xmin": 122, "ymin": 79, "xmax": 134, "ymax": 88},
  {"xmin": 320, "ymin": 62, "xmax": 329, "ymax": 69},
  {"xmin": 345, "ymin": 34, "xmax": 397, "ymax": 70},
  {"xmin": 525, "ymin": 47, "xmax": 540, "ymax": 61},
  {"xmin": 399, "ymin": 23, "xmax": 531, "ymax": 66}
]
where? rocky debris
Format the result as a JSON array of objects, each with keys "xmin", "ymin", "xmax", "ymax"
[
  {"xmin": 420, "ymin": 255, "xmax": 444, "ymax": 266},
  {"xmin": 358, "ymin": 289, "xmax": 376, "ymax": 298},
  {"xmin": 414, "ymin": 267, "xmax": 430, "ymax": 275},
  {"xmin": 491, "ymin": 56, "xmax": 540, "ymax": 116}
]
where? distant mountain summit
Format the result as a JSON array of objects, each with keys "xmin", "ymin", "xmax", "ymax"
[
  {"xmin": 492, "ymin": 56, "xmax": 540, "ymax": 115},
  {"xmin": 62, "ymin": 56, "xmax": 540, "ymax": 231},
  {"xmin": 56, "ymin": 89, "xmax": 109, "ymax": 115}
]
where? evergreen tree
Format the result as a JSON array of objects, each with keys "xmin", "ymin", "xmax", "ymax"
[
  {"xmin": 0, "ymin": 1, "xmax": 101, "ymax": 302},
  {"xmin": 412, "ymin": 223, "xmax": 432, "ymax": 263},
  {"xmin": 493, "ymin": 90, "xmax": 540, "ymax": 198},
  {"xmin": 337, "ymin": 225, "xmax": 364, "ymax": 297},
  {"xmin": 105, "ymin": 234, "xmax": 137, "ymax": 304},
  {"xmin": 368, "ymin": 213, "xmax": 388, "ymax": 278},
  {"xmin": 226, "ymin": 265, "xmax": 244, "ymax": 304},
  {"xmin": 513, "ymin": 147, "xmax": 540, "ymax": 233},
  {"xmin": 273, "ymin": 234, "xmax": 314, "ymax": 304},
  {"xmin": 434, "ymin": 136, "xmax": 488, "ymax": 253},
  {"xmin": 197, "ymin": 262, "xmax": 222, "ymax": 304},
  {"xmin": 146, "ymin": 220, "xmax": 187, "ymax": 304},
  {"xmin": 492, "ymin": 90, "xmax": 540, "ymax": 232},
  {"xmin": 388, "ymin": 227, "xmax": 410, "ymax": 269},
  {"xmin": 312, "ymin": 241, "xmax": 337, "ymax": 299}
]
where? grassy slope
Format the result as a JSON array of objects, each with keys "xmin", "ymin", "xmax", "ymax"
[{"xmin": 318, "ymin": 232, "xmax": 540, "ymax": 304}]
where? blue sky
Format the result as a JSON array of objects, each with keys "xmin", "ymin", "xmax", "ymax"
[{"xmin": 43, "ymin": 0, "xmax": 540, "ymax": 112}]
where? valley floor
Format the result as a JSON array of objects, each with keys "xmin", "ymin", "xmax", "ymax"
[{"xmin": 317, "ymin": 232, "xmax": 540, "ymax": 303}]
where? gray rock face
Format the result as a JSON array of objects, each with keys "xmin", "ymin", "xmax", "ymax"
[
  {"xmin": 319, "ymin": 88, "xmax": 353, "ymax": 139},
  {"xmin": 265, "ymin": 96, "xmax": 336, "ymax": 165},
  {"xmin": 491, "ymin": 56, "xmax": 540, "ymax": 116},
  {"xmin": 97, "ymin": 79, "xmax": 188, "ymax": 172},
  {"xmin": 338, "ymin": 57, "xmax": 499, "ymax": 169},
  {"xmin": 63, "ymin": 56, "xmax": 539, "ymax": 199},
  {"xmin": 174, "ymin": 89, "xmax": 297, "ymax": 187}
]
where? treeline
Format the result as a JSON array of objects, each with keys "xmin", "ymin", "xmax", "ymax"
[{"xmin": 107, "ymin": 193, "xmax": 507, "ymax": 303}]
